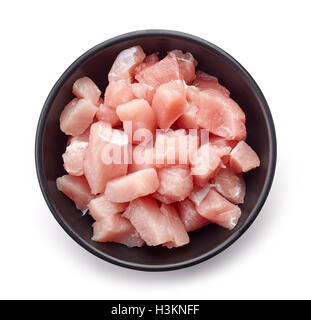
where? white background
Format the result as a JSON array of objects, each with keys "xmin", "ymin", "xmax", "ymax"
[{"xmin": 1, "ymin": 0, "xmax": 310, "ymax": 300}]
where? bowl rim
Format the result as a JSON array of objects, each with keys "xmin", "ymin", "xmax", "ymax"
[{"xmin": 35, "ymin": 29, "xmax": 277, "ymax": 272}]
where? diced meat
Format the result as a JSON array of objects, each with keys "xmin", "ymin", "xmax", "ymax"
[
  {"xmin": 104, "ymin": 80, "xmax": 135, "ymax": 109},
  {"xmin": 131, "ymin": 83, "xmax": 154, "ymax": 104},
  {"xmin": 209, "ymin": 134, "xmax": 238, "ymax": 149},
  {"xmin": 116, "ymin": 99, "xmax": 157, "ymax": 143},
  {"xmin": 108, "ymin": 45, "xmax": 146, "ymax": 83},
  {"xmin": 196, "ymin": 188, "xmax": 241, "ymax": 230},
  {"xmin": 88, "ymin": 194, "xmax": 128, "ymax": 221},
  {"xmin": 212, "ymin": 167, "xmax": 245, "ymax": 204},
  {"xmin": 135, "ymin": 54, "xmax": 181, "ymax": 88},
  {"xmin": 134, "ymin": 53, "xmax": 159, "ymax": 74},
  {"xmin": 160, "ymin": 203, "xmax": 190, "ymax": 248},
  {"xmin": 56, "ymin": 175, "xmax": 94, "ymax": 211},
  {"xmin": 177, "ymin": 102, "xmax": 199, "ymax": 129},
  {"xmin": 60, "ymin": 98, "xmax": 98, "ymax": 136},
  {"xmin": 189, "ymin": 184, "xmax": 211, "ymax": 207},
  {"xmin": 193, "ymin": 71, "xmax": 230, "ymax": 97},
  {"xmin": 92, "ymin": 214, "xmax": 144, "ymax": 247},
  {"xmin": 67, "ymin": 127, "xmax": 90, "ymax": 145},
  {"xmin": 152, "ymin": 192, "xmax": 176, "ymax": 204},
  {"xmin": 105, "ymin": 168, "xmax": 159, "ymax": 203},
  {"xmin": 191, "ymin": 143, "xmax": 231, "ymax": 187},
  {"xmin": 230, "ymin": 140, "xmax": 260, "ymax": 173},
  {"xmin": 177, "ymin": 199, "xmax": 210, "ymax": 232},
  {"xmin": 196, "ymin": 89, "xmax": 246, "ymax": 140},
  {"xmin": 168, "ymin": 50, "xmax": 197, "ymax": 84},
  {"xmin": 152, "ymin": 80, "xmax": 187, "ymax": 130},
  {"xmin": 62, "ymin": 139, "xmax": 88, "ymax": 176},
  {"xmin": 128, "ymin": 144, "xmax": 154, "ymax": 173},
  {"xmin": 72, "ymin": 77, "xmax": 101, "ymax": 105},
  {"xmin": 96, "ymin": 99, "xmax": 121, "ymax": 126},
  {"xmin": 123, "ymin": 196, "xmax": 172, "ymax": 246},
  {"xmin": 154, "ymin": 129, "xmax": 198, "ymax": 167},
  {"xmin": 84, "ymin": 122, "xmax": 128, "ymax": 194},
  {"xmin": 156, "ymin": 166, "xmax": 193, "ymax": 202}
]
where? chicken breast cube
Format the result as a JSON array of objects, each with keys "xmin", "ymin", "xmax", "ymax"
[
  {"xmin": 152, "ymin": 80, "xmax": 187, "ymax": 131},
  {"xmin": 84, "ymin": 122, "xmax": 128, "ymax": 194},
  {"xmin": 160, "ymin": 204, "xmax": 190, "ymax": 248},
  {"xmin": 177, "ymin": 199, "xmax": 210, "ymax": 232},
  {"xmin": 212, "ymin": 167, "xmax": 246, "ymax": 204},
  {"xmin": 56, "ymin": 175, "xmax": 94, "ymax": 211},
  {"xmin": 60, "ymin": 98, "xmax": 98, "ymax": 136},
  {"xmin": 116, "ymin": 99, "xmax": 157, "ymax": 143},
  {"xmin": 230, "ymin": 140, "xmax": 260, "ymax": 173},
  {"xmin": 196, "ymin": 188, "xmax": 241, "ymax": 230},
  {"xmin": 72, "ymin": 77, "xmax": 101, "ymax": 105},
  {"xmin": 123, "ymin": 196, "xmax": 172, "ymax": 246},
  {"xmin": 108, "ymin": 45, "xmax": 146, "ymax": 83},
  {"xmin": 88, "ymin": 194, "xmax": 128, "ymax": 221},
  {"xmin": 156, "ymin": 166, "xmax": 193, "ymax": 202},
  {"xmin": 92, "ymin": 214, "xmax": 144, "ymax": 247},
  {"xmin": 104, "ymin": 80, "xmax": 134, "ymax": 109},
  {"xmin": 105, "ymin": 168, "xmax": 159, "ymax": 203}
]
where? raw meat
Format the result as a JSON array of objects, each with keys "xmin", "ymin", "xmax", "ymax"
[
  {"xmin": 196, "ymin": 188, "xmax": 241, "ymax": 230},
  {"xmin": 88, "ymin": 194, "xmax": 128, "ymax": 221},
  {"xmin": 230, "ymin": 140, "xmax": 260, "ymax": 173},
  {"xmin": 108, "ymin": 45, "xmax": 146, "ymax": 83},
  {"xmin": 84, "ymin": 122, "xmax": 128, "ymax": 194},
  {"xmin": 105, "ymin": 168, "xmax": 159, "ymax": 203},
  {"xmin": 152, "ymin": 80, "xmax": 187, "ymax": 130},
  {"xmin": 60, "ymin": 98, "xmax": 98, "ymax": 136},
  {"xmin": 56, "ymin": 175, "xmax": 93, "ymax": 211},
  {"xmin": 212, "ymin": 167, "xmax": 246, "ymax": 204},
  {"xmin": 177, "ymin": 199, "xmax": 210, "ymax": 232},
  {"xmin": 123, "ymin": 196, "xmax": 172, "ymax": 246},
  {"xmin": 72, "ymin": 77, "xmax": 101, "ymax": 105}
]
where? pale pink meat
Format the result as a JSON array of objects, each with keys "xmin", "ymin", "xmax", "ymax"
[
  {"xmin": 116, "ymin": 99, "xmax": 157, "ymax": 144},
  {"xmin": 84, "ymin": 122, "xmax": 128, "ymax": 194},
  {"xmin": 154, "ymin": 129, "xmax": 198, "ymax": 167},
  {"xmin": 128, "ymin": 144, "xmax": 154, "ymax": 173},
  {"xmin": 152, "ymin": 80, "xmax": 187, "ymax": 130},
  {"xmin": 196, "ymin": 188, "xmax": 241, "ymax": 230},
  {"xmin": 123, "ymin": 196, "xmax": 172, "ymax": 246},
  {"xmin": 56, "ymin": 175, "xmax": 94, "ymax": 211},
  {"xmin": 92, "ymin": 214, "xmax": 144, "ymax": 247},
  {"xmin": 88, "ymin": 194, "xmax": 128, "ymax": 221},
  {"xmin": 131, "ymin": 83, "xmax": 154, "ymax": 104},
  {"xmin": 60, "ymin": 98, "xmax": 98, "ymax": 136},
  {"xmin": 193, "ymin": 71, "xmax": 230, "ymax": 97},
  {"xmin": 212, "ymin": 167, "xmax": 245, "ymax": 204},
  {"xmin": 96, "ymin": 99, "xmax": 121, "ymax": 126},
  {"xmin": 191, "ymin": 143, "xmax": 231, "ymax": 187},
  {"xmin": 72, "ymin": 77, "xmax": 102, "ymax": 105},
  {"xmin": 134, "ymin": 53, "xmax": 159, "ymax": 74},
  {"xmin": 135, "ymin": 54, "xmax": 181, "ymax": 88},
  {"xmin": 105, "ymin": 168, "xmax": 159, "ymax": 203},
  {"xmin": 177, "ymin": 102, "xmax": 199, "ymax": 129},
  {"xmin": 196, "ymin": 89, "xmax": 246, "ymax": 140},
  {"xmin": 62, "ymin": 139, "xmax": 88, "ymax": 176},
  {"xmin": 177, "ymin": 199, "xmax": 210, "ymax": 232},
  {"xmin": 156, "ymin": 166, "xmax": 193, "ymax": 202},
  {"xmin": 168, "ymin": 50, "xmax": 197, "ymax": 84},
  {"xmin": 189, "ymin": 184, "xmax": 211, "ymax": 207},
  {"xmin": 108, "ymin": 45, "xmax": 146, "ymax": 83},
  {"xmin": 230, "ymin": 140, "xmax": 260, "ymax": 173},
  {"xmin": 160, "ymin": 203, "xmax": 190, "ymax": 248},
  {"xmin": 104, "ymin": 80, "xmax": 134, "ymax": 109}
]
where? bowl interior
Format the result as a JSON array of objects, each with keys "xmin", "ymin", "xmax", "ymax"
[{"xmin": 37, "ymin": 32, "xmax": 275, "ymax": 270}]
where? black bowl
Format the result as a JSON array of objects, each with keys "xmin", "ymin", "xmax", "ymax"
[{"xmin": 35, "ymin": 30, "xmax": 277, "ymax": 271}]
